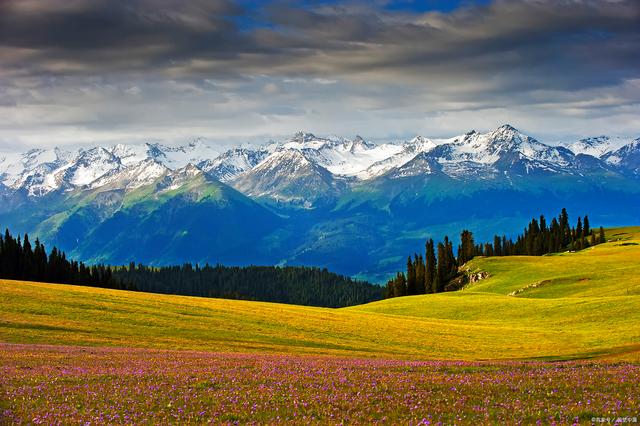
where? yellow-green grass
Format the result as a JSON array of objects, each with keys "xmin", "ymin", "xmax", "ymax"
[
  {"xmin": 1, "ymin": 227, "xmax": 639, "ymax": 361},
  {"xmin": 460, "ymin": 226, "xmax": 640, "ymax": 298}
]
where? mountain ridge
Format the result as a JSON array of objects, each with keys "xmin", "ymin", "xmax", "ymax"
[
  {"xmin": 2, "ymin": 125, "xmax": 638, "ymax": 203},
  {"xmin": 1, "ymin": 125, "xmax": 638, "ymax": 281}
]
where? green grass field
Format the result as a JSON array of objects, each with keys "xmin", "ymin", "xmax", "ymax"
[{"xmin": 1, "ymin": 227, "xmax": 639, "ymax": 361}]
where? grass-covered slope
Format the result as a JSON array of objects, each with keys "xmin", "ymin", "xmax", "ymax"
[
  {"xmin": 1, "ymin": 227, "xmax": 639, "ymax": 361},
  {"xmin": 462, "ymin": 226, "xmax": 640, "ymax": 298}
]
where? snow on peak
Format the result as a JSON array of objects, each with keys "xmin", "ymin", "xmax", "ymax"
[
  {"xmin": 2, "ymin": 126, "xmax": 637, "ymax": 198},
  {"xmin": 281, "ymin": 132, "xmax": 329, "ymax": 150},
  {"xmin": 157, "ymin": 163, "xmax": 207, "ymax": 192},
  {"xmin": 407, "ymin": 136, "xmax": 437, "ymax": 152},
  {"xmin": 200, "ymin": 147, "xmax": 270, "ymax": 182},
  {"xmin": 291, "ymin": 131, "xmax": 318, "ymax": 143},
  {"xmin": 90, "ymin": 158, "xmax": 169, "ymax": 190},
  {"xmin": 602, "ymin": 137, "xmax": 640, "ymax": 167},
  {"xmin": 564, "ymin": 136, "xmax": 635, "ymax": 158},
  {"xmin": 257, "ymin": 149, "xmax": 314, "ymax": 173},
  {"xmin": 144, "ymin": 140, "xmax": 221, "ymax": 169},
  {"xmin": 64, "ymin": 147, "xmax": 121, "ymax": 187}
]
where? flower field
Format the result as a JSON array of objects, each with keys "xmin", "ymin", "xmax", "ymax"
[{"xmin": 1, "ymin": 344, "xmax": 638, "ymax": 425}]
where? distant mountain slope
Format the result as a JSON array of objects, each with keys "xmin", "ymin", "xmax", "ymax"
[
  {"xmin": 561, "ymin": 136, "xmax": 635, "ymax": 158},
  {"xmin": 232, "ymin": 148, "xmax": 349, "ymax": 208},
  {"xmin": 602, "ymin": 139, "xmax": 640, "ymax": 177}
]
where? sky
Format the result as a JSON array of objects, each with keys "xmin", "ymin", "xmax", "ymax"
[{"xmin": 0, "ymin": 0, "xmax": 639, "ymax": 149}]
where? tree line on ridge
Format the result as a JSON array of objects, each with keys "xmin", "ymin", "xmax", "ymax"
[{"xmin": 385, "ymin": 209, "xmax": 606, "ymax": 298}]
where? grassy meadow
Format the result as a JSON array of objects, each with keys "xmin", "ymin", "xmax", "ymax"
[
  {"xmin": 1, "ymin": 227, "xmax": 639, "ymax": 361},
  {"xmin": 2, "ymin": 227, "xmax": 640, "ymax": 424},
  {"xmin": 2, "ymin": 345, "xmax": 638, "ymax": 425}
]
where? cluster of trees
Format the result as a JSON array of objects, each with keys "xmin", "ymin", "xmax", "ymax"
[
  {"xmin": 459, "ymin": 209, "xmax": 605, "ymax": 260},
  {"xmin": 113, "ymin": 263, "xmax": 382, "ymax": 308},
  {"xmin": 386, "ymin": 209, "xmax": 606, "ymax": 298},
  {"xmin": 386, "ymin": 237, "xmax": 458, "ymax": 298},
  {"xmin": 0, "ymin": 229, "xmax": 131, "ymax": 290},
  {"xmin": 0, "ymin": 226, "xmax": 382, "ymax": 308}
]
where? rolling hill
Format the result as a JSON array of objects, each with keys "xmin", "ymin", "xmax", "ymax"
[{"xmin": 1, "ymin": 227, "xmax": 639, "ymax": 361}]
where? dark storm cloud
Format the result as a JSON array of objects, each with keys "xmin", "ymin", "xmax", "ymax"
[
  {"xmin": 0, "ymin": 0, "xmax": 254, "ymax": 75},
  {"xmin": 1, "ymin": 0, "xmax": 638, "ymax": 86},
  {"xmin": 1, "ymin": 0, "xmax": 639, "ymax": 145}
]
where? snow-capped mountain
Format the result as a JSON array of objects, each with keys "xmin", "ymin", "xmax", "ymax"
[
  {"xmin": 90, "ymin": 158, "xmax": 169, "ymax": 191},
  {"xmin": 1, "ymin": 124, "xmax": 639, "ymax": 281},
  {"xmin": 232, "ymin": 148, "xmax": 346, "ymax": 207},
  {"xmin": 383, "ymin": 152, "xmax": 444, "ymax": 179},
  {"xmin": 264, "ymin": 131, "xmax": 404, "ymax": 178},
  {"xmin": 0, "ymin": 148, "xmax": 75, "ymax": 196},
  {"xmin": 1, "ymin": 125, "xmax": 639, "ymax": 204},
  {"xmin": 424, "ymin": 125, "xmax": 574, "ymax": 176},
  {"xmin": 0, "ymin": 139, "xmax": 222, "ymax": 197},
  {"xmin": 357, "ymin": 136, "xmax": 436, "ymax": 179},
  {"xmin": 562, "ymin": 136, "xmax": 635, "ymax": 158},
  {"xmin": 199, "ymin": 147, "xmax": 271, "ymax": 182},
  {"xmin": 602, "ymin": 138, "xmax": 640, "ymax": 176}
]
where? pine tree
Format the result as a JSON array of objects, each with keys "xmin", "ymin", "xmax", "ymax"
[
  {"xmin": 576, "ymin": 217, "xmax": 583, "ymax": 239},
  {"xmin": 406, "ymin": 256, "xmax": 417, "ymax": 295},
  {"xmin": 415, "ymin": 254, "xmax": 426, "ymax": 294},
  {"xmin": 559, "ymin": 208, "xmax": 570, "ymax": 246},
  {"xmin": 444, "ymin": 236, "xmax": 457, "ymax": 281},
  {"xmin": 493, "ymin": 235, "xmax": 502, "ymax": 256},
  {"xmin": 425, "ymin": 239, "xmax": 436, "ymax": 294},
  {"xmin": 458, "ymin": 230, "xmax": 475, "ymax": 264},
  {"xmin": 599, "ymin": 226, "xmax": 606, "ymax": 244},
  {"xmin": 436, "ymin": 242, "xmax": 446, "ymax": 293},
  {"xmin": 583, "ymin": 215, "xmax": 590, "ymax": 236},
  {"xmin": 394, "ymin": 272, "xmax": 407, "ymax": 297}
]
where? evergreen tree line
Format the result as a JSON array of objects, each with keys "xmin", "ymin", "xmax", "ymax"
[
  {"xmin": 0, "ymin": 226, "xmax": 382, "ymax": 308},
  {"xmin": 112, "ymin": 263, "xmax": 383, "ymax": 308},
  {"xmin": 386, "ymin": 209, "xmax": 606, "ymax": 298},
  {"xmin": 0, "ymin": 228, "xmax": 132, "ymax": 290}
]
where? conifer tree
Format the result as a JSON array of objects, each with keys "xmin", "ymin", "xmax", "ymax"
[
  {"xmin": 406, "ymin": 256, "xmax": 417, "ymax": 295},
  {"xmin": 559, "ymin": 208, "xmax": 570, "ymax": 246},
  {"xmin": 425, "ymin": 239, "xmax": 436, "ymax": 294},
  {"xmin": 583, "ymin": 215, "xmax": 590, "ymax": 236},
  {"xmin": 493, "ymin": 235, "xmax": 502, "ymax": 256},
  {"xmin": 394, "ymin": 272, "xmax": 407, "ymax": 297},
  {"xmin": 436, "ymin": 242, "xmax": 446, "ymax": 293},
  {"xmin": 458, "ymin": 230, "xmax": 475, "ymax": 264},
  {"xmin": 415, "ymin": 254, "xmax": 426, "ymax": 294},
  {"xmin": 576, "ymin": 217, "xmax": 583, "ymax": 239}
]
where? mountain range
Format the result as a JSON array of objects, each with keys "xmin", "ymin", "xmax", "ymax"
[{"xmin": 1, "ymin": 125, "xmax": 639, "ymax": 282}]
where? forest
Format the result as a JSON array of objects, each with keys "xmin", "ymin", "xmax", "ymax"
[
  {"xmin": 0, "ymin": 208, "xmax": 605, "ymax": 307},
  {"xmin": 0, "ymin": 228, "xmax": 382, "ymax": 308},
  {"xmin": 385, "ymin": 209, "xmax": 606, "ymax": 298},
  {"xmin": 113, "ymin": 263, "xmax": 382, "ymax": 308}
]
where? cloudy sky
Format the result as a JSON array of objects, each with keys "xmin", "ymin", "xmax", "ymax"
[{"xmin": 1, "ymin": 0, "xmax": 639, "ymax": 148}]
